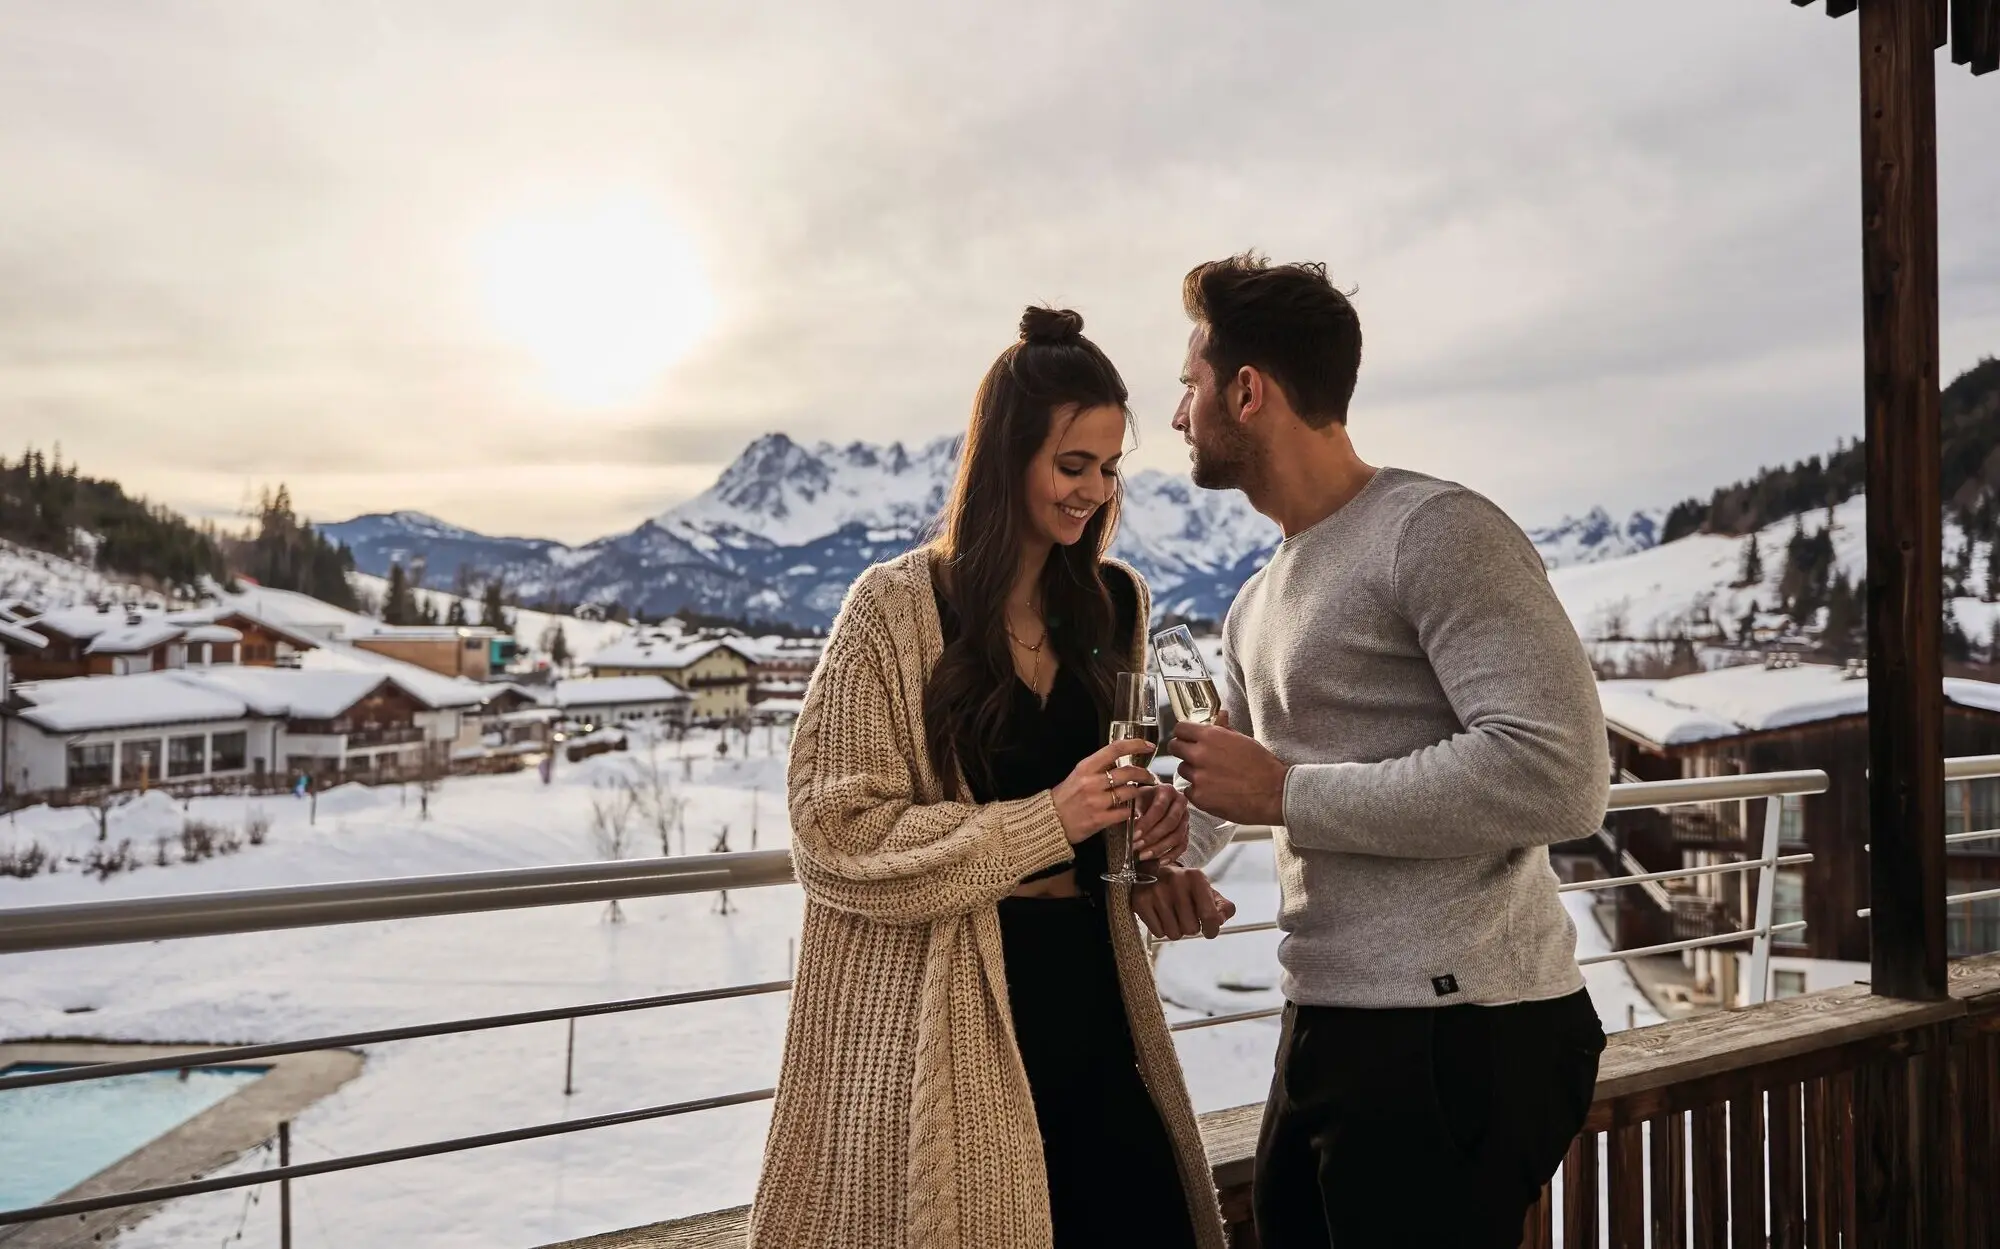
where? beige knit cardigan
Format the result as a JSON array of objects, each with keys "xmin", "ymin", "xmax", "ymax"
[{"xmin": 747, "ymin": 548, "xmax": 1228, "ymax": 1249}]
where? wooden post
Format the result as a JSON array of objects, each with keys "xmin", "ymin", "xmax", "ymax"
[{"xmin": 1860, "ymin": 0, "xmax": 1947, "ymax": 1002}]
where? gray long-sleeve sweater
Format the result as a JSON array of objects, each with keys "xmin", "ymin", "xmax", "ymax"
[{"xmin": 1186, "ymin": 467, "xmax": 1609, "ymax": 1009}]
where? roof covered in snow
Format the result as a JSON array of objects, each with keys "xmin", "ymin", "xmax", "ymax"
[
  {"xmin": 551, "ymin": 676, "xmax": 690, "ymax": 708},
  {"xmin": 1600, "ymin": 663, "xmax": 2000, "ymax": 748},
  {"xmin": 584, "ymin": 634, "xmax": 756, "ymax": 671},
  {"xmin": 12, "ymin": 672, "xmax": 262, "ymax": 733},
  {"xmin": 0, "ymin": 618, "xmax": 46, "ymax": 650}
]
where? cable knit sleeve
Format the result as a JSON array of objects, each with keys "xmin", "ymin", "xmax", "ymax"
[{"xmin": 786, "ymin": 576, "xmax": 1075, "ymax": 925}]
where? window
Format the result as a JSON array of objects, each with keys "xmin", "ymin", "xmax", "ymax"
[
  {"xmin": 1947, "ymin": 879, "xmax": 2000, "ymax": 958},
  {"xmin": 1946, "ymin": 778, "xmax": 2000, "ymax": 855},
  {"xmin": 122, "ymin": 740, "xmax": 161, "ymax": 785},
  {"xmin": 167, "ymin": 734, "xmax": 207, "ymax": 778},
  {"xmin": 66, "ymin": 742, "xmax": 114, "ymax": 787},
  {"xmin": 1778, "ymin": 794, "xmax": 1807, "ymax": 846},
  {"xmin": 211, "ymin": 731, "xmax": 248, "ymax": 772},
  {"xmin": 1772, "ymin": 867, "xmax": 1807, "ymax": 942},
  {"xmin": 1773, "ymin": 970, "xmax": 1808, "ymax": 999}
]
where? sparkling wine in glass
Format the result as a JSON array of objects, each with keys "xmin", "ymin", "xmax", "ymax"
[
  {"xmin": 1152, "ymin": 625, "xmax": 1220, "ymax": 726},
  {"xmin": 1102, "ymin": 670, "xmax": 1159, "ymax": 886}
]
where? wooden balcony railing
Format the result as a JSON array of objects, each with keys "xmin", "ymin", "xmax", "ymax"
[{"xmin": 548, "ymin": 951, "xmax": 2000, "ymax": 1249}]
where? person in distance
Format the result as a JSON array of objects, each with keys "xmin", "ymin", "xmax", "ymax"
[
  {"xmin": 1166, "ymin": 254, "xmax": 1611, "ymax": 1248},
  {"xmin": 750, "ymin": 305, "xmax": 1238, "ymax": 1249}
]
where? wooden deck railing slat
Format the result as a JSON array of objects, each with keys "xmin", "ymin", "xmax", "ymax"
[
  {"xmin": 1607, "ymin": 1122, "xmax": 1643, "ymax": 1248},
  {"xmin": 1771, "ymin": 1082, "xmax": 1805, "ymax": 1248},
  {"xmin": 1650, "ymin": 1111, "xmax": 1685, "ymax": 1249},
  {"xmin": 1561, "ymin": 1132, "xmax": 1599, "ymax": 1249}
]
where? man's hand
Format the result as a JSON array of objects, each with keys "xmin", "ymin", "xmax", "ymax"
[
  {"xmin": 1172, "ymin": 710, "xmax": 1288, "ymax": 826},
  {"xmin": 1130, "ymin": 783, "xmax": 1189, "ymax": 863},
  {"xmin": 1132, "ymin": 863, "xmax": 1237, "ymax": 941}
]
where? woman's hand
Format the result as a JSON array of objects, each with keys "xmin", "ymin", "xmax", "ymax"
[
  {"xmin": 1130, "ymin": 783, "xmax": 1189, "ymax": 864},
  {"xmin": 1052, "ymin": 740, "xmax": 1158, "ymax": 845},
  {"xmin": 1132, "ymin": 864, "xmax": 1237, "ymax": 941}
]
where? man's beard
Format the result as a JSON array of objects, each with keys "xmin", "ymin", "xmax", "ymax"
[{"xmin": 1189, "ymin": 412, "xmax": 1258, "ymax": 492}]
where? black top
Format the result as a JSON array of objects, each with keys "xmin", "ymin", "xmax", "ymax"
[{"xmin": 932, "ymin": 566, "xmax": 1140, "ymax": 894}]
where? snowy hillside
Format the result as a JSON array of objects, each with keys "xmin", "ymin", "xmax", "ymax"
[
  {"xmin": 1549, "ymin": 493, "xmax": 2000, "ymax": 648},
  {"xmin": 0, "ymin": 539, "xmax": 178, "ymax": 610}
]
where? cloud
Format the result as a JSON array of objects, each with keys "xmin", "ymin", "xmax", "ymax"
[{"xmin": 1, "ymin": 0, "xmax": 1995, "ymax": 541}]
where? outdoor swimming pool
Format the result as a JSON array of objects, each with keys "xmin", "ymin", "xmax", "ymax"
[{"xmin": 0, "ymin": 1062, "xmax": 270, "ymax": 1212}]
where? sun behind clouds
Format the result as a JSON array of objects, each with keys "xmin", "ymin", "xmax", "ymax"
[{"xmin": 476, "ymin": 195, "xmax": 716, "ymax": 408}]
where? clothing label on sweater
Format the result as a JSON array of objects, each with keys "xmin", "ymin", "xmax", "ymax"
[{"xmin": 1431, "ymin": 974, "xmax": 1460, "ymax": 997}]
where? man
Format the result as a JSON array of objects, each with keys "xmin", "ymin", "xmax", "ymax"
[{"xmin": 1167, "ymin": 253, "xmax": 1610, "ymax": 1248}]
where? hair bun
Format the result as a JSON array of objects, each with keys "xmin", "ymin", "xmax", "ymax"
[{"xmin": 1018, "ymin": 306, "xmax": 1085, "ymax": 345}]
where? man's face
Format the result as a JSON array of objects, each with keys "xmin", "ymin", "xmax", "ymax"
[{"xmin": 1173, "ymin": 324, "xmax": 1257, "ymax": 491}]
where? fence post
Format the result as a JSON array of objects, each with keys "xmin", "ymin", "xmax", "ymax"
[
  {"xmin": 564, "ymin": 1018, "xmax": 576, "ymax": 1097},
  {"xmin": 279, "ymin": 1120, "xmax": 292, "ymax": 1249},
  {"xmin": 1747, "ymin": 795, "xmax": 1783, "ymax": 1005}
]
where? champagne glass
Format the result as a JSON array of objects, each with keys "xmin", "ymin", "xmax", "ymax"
[
  {"xmin": 1102, "ymin": 669, "xmax": 1160, "ymax": 886},
  {"xmin": 1152, "ymin": 625, "xmax": 1220, "ymax": 727}
]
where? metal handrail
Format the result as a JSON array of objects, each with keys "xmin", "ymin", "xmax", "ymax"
[
  {"xmin": 0, "ymin": 765, "xmax": 1845, "ymax": 1230},
  {"xmin": 0, "ymin": 853, "xmax": 788, "ymax": 954}
]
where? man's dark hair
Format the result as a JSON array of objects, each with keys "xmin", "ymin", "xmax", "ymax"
[{"xmin": 1182, "ymin": 253, "xmax": 1362, "ymax": 428}]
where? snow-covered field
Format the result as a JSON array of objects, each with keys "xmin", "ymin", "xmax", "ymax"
[{"xmin": 2, "ymin": 726, "xmax": 1658, "ymax": 1248}]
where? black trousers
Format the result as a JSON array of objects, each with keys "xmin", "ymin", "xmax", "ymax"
[
  {"xmin": 999, "ymin": 894, "xmax": 1197, "ymax": 1249},
  {"xmin": 1254, "ymin": 989, "xmax": 1605, "ymax": 1249}
]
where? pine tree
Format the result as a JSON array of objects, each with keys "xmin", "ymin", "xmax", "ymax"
[
  {"xmin": 478, "ymin": 578, "xmax": 515, "ymax": 635},
  {"xmin": 383, "ymin": 562, "xmax": 417, "ymax": 625},
  {"xmin": 1986, "ymin": 541, "xmax": 2000, "ymax": 604},
  {"xmin": 541, "ymin": 622, "xmax": 572, "ymax": 670},
  {"xmin": 1737, "ymin": 534, "xmax": 1764, "ymax": 588},
  {"xmin": 445, "ymin": 596, "xmax": 468, "ymax": 626}
]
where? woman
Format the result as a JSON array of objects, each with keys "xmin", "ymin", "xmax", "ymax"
[{"xmin": 749, "ymin": 307, "xmax": 1235, "ymax": 1249}]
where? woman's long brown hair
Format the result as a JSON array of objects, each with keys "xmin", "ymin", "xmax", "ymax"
[{"xmin": 923, "ymin": 306, "xmax": 1131, "ymax": 800}]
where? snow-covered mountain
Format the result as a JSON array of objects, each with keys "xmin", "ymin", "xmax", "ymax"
[
  {"xmin": 321, "ymin": 434, "xmax": 1664, "ymax": 628},
  {"xmin": 322, "ymin": 434, "xmax": 1287, "ymax": 625},
  {"xmin": 1527, "ymin": 506, "xmax": 1665, "ymax": 570}
]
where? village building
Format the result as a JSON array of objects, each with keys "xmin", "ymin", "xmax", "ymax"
[
  {"xmin": 582, "ymin": 634, "xmax": 755, "ymax": 722},
  {"xmin": 1598, "ymin": 658, "xmax": 2000, "ymax": 1005},
  {"xmin": 349, "ymin": 625, "xmax": 513, "ymax": 681},
  {"xmin": 1, "ymin": 663, "xmax": 494, "ymax": 798},
  {"xmin": 550, "ymin": 676, "xmax": 691, "ymax": 730},
  {"xmin": 6, "ymin": 605, "xmax": 246, "ymax": 680}
]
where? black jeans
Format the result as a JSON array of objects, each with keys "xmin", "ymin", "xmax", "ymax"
[
  {"xmin": 1253, "ymin": 989, "xmax": 1605, "ymax": 1249},
  {"xmin": 999, "ymin": 894, "xmax": 1197, "ymax": 1249}
]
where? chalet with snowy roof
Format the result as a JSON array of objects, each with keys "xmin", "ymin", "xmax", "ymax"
[
  {"xmin": 6, "ymin": 605, "xmax": 245, "ymax": 680},
  {"xmin": 1599, "ymin": 658, "xmax": 2000, "ymax": 1003},
  {"xmin": 1, "ymin": 664, "xmax": 497, "ymax": 799},
  {"xmin": 582, "ymin": 634, "xmax": 754, "ymax": 722},
  {"xmin": 550, "ymin": 676, "xmax": 690, "ymax": 730},
  {"xmin": 167, "ymin": 606, "xmax": 324, "ymax": 667}
]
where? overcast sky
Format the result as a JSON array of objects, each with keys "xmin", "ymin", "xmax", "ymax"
[{"xmin": 3, "ymin": 1, "xmax": 1997, "ymax": 543}]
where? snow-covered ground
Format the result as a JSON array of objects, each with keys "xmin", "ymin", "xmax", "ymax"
[{"xmin": 2, "ymin": 725, "xmax": 1658, "ymax": 1247}]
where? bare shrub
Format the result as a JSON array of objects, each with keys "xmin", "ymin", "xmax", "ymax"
[
  {"xmin": 588, "ymin": 778, "xmax": 640, "ymax": 923},
  {"xmin": 86, "ymin": 839, "xmax": 137, "ymax": 880},
  {"xmin": 154, "ymin": 836, "xmax": 173, "ymax": 867},
  {"xmin": 180, "ymin": 819, "xmax": 222, "ymax": 862},
  {"xmin": 0, "ymin": 842, "xmax": 50, "ymax": 878},
  {"xmin": 245, "ymin": 808, "xmax": 271, "ymax": 846}
]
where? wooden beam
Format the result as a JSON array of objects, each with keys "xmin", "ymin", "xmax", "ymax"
[
  {"xmin": 1861, "ymin": 0, "xmax": 1948, "ymax": 1000},
  {"xmin": 1954, "ymin": 0, "xmax": 2000, "ymax": 73}
]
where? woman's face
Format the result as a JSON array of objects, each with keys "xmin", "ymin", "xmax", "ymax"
[{"xmin": 1022, "ymin": 402, "xmax": 1126, "ymax": 550}]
